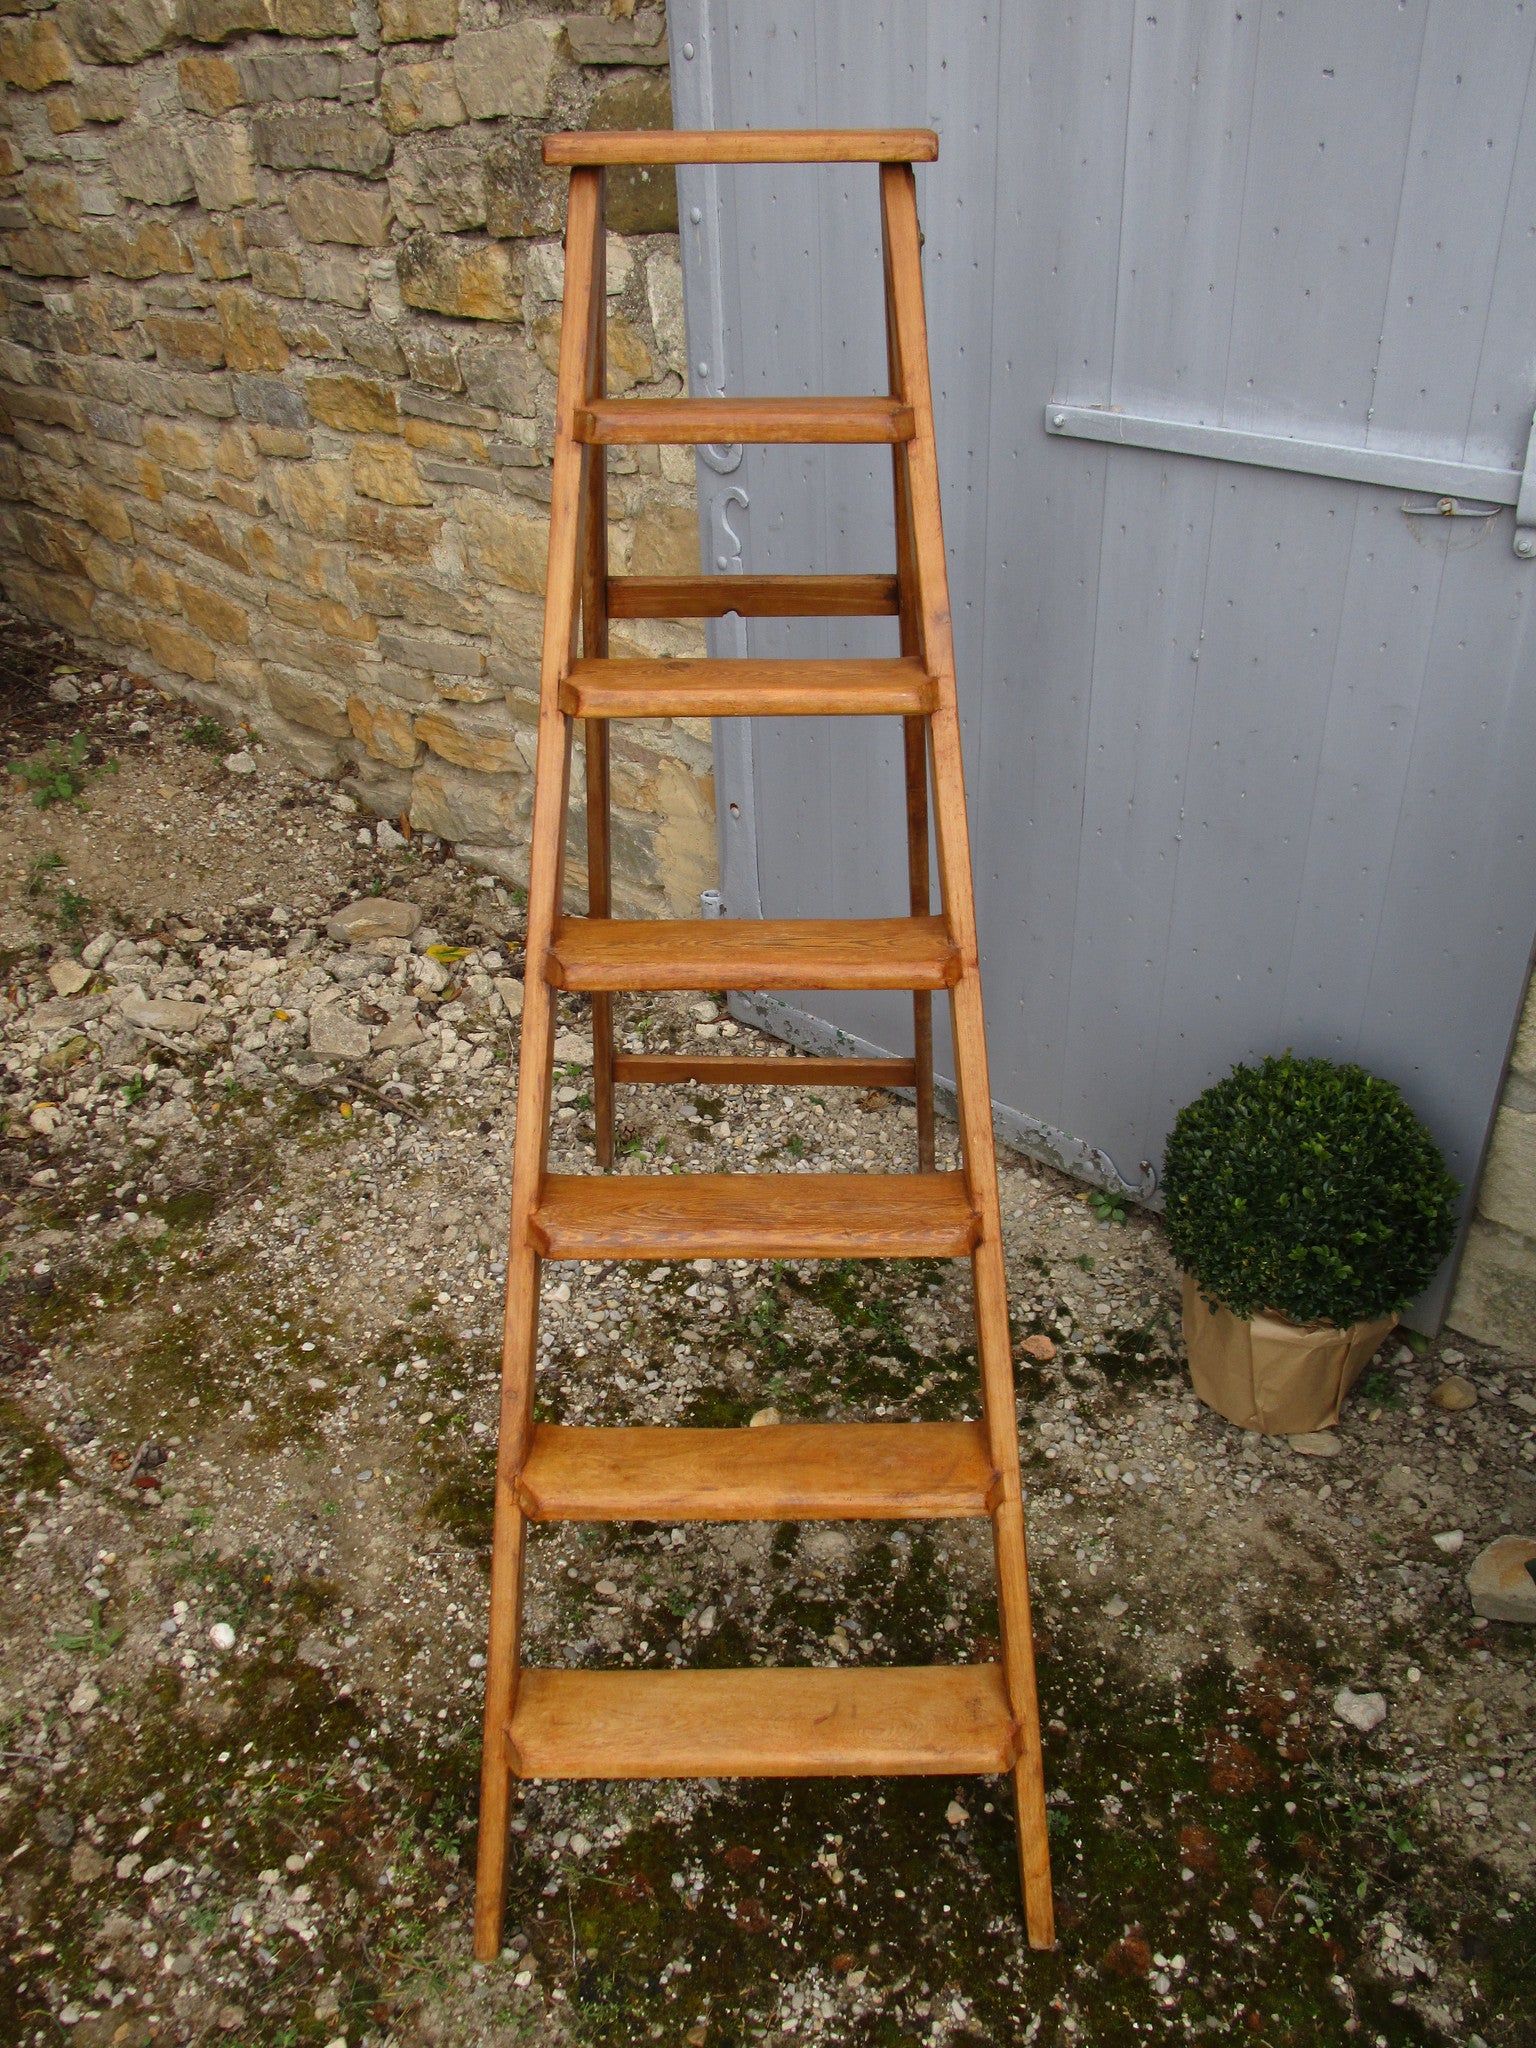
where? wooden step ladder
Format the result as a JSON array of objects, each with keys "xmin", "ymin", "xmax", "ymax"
[{"xmin": 473, "ymin": 126, "xmax": 1056, "ymax": 1958}]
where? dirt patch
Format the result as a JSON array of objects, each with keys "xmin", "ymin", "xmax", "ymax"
[{"xmin": 0, "ymin": 611, "xmax": 1531, "ymax": 2047}]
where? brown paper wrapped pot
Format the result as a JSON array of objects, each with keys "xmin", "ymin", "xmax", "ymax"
[{"xmin": 1181, "ymin": 1273, "xmax": 1394, "ymax": 1434}]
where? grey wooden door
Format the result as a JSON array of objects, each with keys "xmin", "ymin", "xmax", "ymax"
[{"xmin": 669, "ymin": 0, "xmax": 1536, "ymax": 1324}]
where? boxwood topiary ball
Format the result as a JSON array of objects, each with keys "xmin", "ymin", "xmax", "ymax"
[{"xmin": 1161, "ymin": 1051, "xmax": 1459, "ymax": 1328}]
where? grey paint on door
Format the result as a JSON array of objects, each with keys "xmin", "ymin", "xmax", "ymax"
[{"xmin": 668, "ymin": 0, "xmax": 1536, "ymax": 1326}]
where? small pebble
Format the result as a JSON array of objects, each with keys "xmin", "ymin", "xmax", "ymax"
[
  {"xmin": 208, "ymin": 1622, "xmax": 236, "ymax": 1652},
  {"xmin": 748, "ymin": 1408, "xmax": 780, "ymax": 1428},
  {"xmin": 1020, "ymin": 1334, "xmax": 1057, "ymax": 1362},
  {"xmin": 1432, "ymin": 1529, "xmax": 1465, "ymax": 1555},
  {"xmin": 222, "ymin": 751, "xmax": 256, "ymax": 776},
  {"xmin": 1288, "ymin": 1431, "xmax": 1342, "ymax": 1459},
  {"xmin": 1102, "ymin": 1593, "xmax": 1128, "ymax": 1619},
  {"xmin": 944, "ymin": 1801, "xmax": 969, "ymax": 1826}
]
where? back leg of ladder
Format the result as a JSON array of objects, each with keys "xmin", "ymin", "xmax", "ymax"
[
  {"xmin": 585, "ymin": 719, "xmax": 615, "ymax": 1167},
  {"xmin": 903, "ymin": 711, "xmax": 936, "ymax": 1170}
]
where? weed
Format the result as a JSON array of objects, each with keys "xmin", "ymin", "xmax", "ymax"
[
  {"xmin": 1091, "ymin": 1188, "xmax": 1128, "ymax": 1225},
  {"xmin": 53, "ymin": 1611, "xmax": 125, "ymax": 1658},
  {"xmin": 55, "ymin": 887, "xmax": 89, "ymax": 932},
  {"xmin": 182, "ymin": 714, "xmax": 230, "ymax": 751},
  {"xmin": 27, "ymin": 850, "xmax": 63, "ymax": 894},
  {"xmin": 121, "ymin": 1072, "xmax": 148, "ymax": 1106},
  {"xmin": 9, "ymin": 733, "xmax": 116, "ymax": 809}
]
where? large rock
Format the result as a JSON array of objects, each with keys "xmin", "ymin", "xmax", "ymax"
[
  {"xmin": 381, "ymin": 0, "xmax": 458, "ymax": 38},
  {"xmin": 453, "ymin": 22, "xmax": 561, "ymax": 121},
  {"xmin": 309, "ymin": 1007, "xmax": 372, "ymax": 1060},
  {"xmin": 327, "ymin": 898, "xmax": 423, "ymax": 943},
  {"xmin": 185, "ymin": 127, "xmax": 258, "ymax": 212},
  {"xmin": 121, "ymin": 997, "xmax": 210, "ymax": 1034},
  {"xmin": 0, "ymin": 18, "xmax": 74, "ymax": 91},
  {"xmin": 1467, "ymin": 1536, "xmax": 1536, "ymax": 1624}
]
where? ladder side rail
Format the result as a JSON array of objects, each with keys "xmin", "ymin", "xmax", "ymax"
[
  {"xmin": 879, "ymin": 160, "xmax": 1056, "ymax": 1951},
  {"xmin": 580, "ymin": 224, "xmax": 616, "ymax": 1169},
  {"xmin": 881, "ymin": 198, "xmax": 937, "ymax": 1172},
  {"xmin": 475, "ymin": 163, "xmax": 605, "ymax": 1965}
]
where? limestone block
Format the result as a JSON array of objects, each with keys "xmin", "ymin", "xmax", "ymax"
[
  {"xmin": 142, "ymin": 314, "xmax": 223, "ymax": 377},
  {"xmin": 415, "ymin": 702, "xmax": 528, "ymax": 775},
  {"xmin": 647, "ymin": 250, "xmax": 686, "ymax": 375},
  {"xmin": 185, "ymin": 128, "xmax": 258, "ymax": 212},
  {"xmin": 271, "ymin": 459, "xmax": 348, "ymax": 538},
  {"xmin": 401, "ymin": 333, "xmax": 464, "ymax": 393},
  {"xmin": 235, "ymin": 50, "xmax": 342, "ymax": 102},
  {"xmin": 143, "ymin": 616, "xmax": 218, "ymax": 683},
  {"xmin": 286, "ymin": 173, "xmax": 393, "ymax": 247},
  {"xmin": 79, "ymin": 482, "xmax": 134, "ymax": 543},
  {"xmin": 396, "ymin": 232, "xmax": 518, "ymax": 322},
  {"xmin": 348, "ymin": 693, "xmax": 424, "ymax": 768},
  {"xmin": 249, "ymin": 248, "xmax": 304, "ymax": 297},
  {"xmin": 4, "ymin": 567, "xmax": 96, "ymax": 636},
  {"xmin": 57, "ymin": 0, "xmax": 178, "ymax": 65},
  {"xmin": 184, "ymin": 0, "xmax": 278, "ymax": 43},
  {"xmin": 380, "ymin": 0, "xmax": 459, "ymax": 40},
  {"xmin": 26, "ymin": 171, "xmax": 81, "ymax": 234},
  {"xmin": 251, "ymin": 112, "xmax": 392, "ymax": 178},
  {"xmin": 454, "ymin": 22, "xmax": 561, "ymax": 121},
  {"xmin": 460, "ymin": 340, "xmax": 545, "ymax": 417},
  {"xmin": 232, "ymin": 372, "xmax": 307, "ymax": 428},
  {"xmin": 632, "ymin": 503, "xmax": 701, "ymax": 579},
  {"xmin": 484, "ymin": 135, "xmax": 567, "ymax": 240},
  {"xmin": 78, "ymin": 73, "xmax": 138, "ymax": 122},
  {"xmin": 274, "ymin": 0, "xmax": 352, "ymax": 31},
  {"xmin": 268, "ymin": 589, "xmax": 375, "ymax": 643},
  {"xmin": 144, "ymin": 418, "xmax": 216, "ymax": 469},
  {"xmin": 176, "ymin": 579, "xmax": 250, "ymax": 644},
  {"xmin": 410, "ymin": 759, "xmax": 530, "ymax": 846},
  {"xmin": 456, "ymin": 493, "xmax": 546, "ymax": 593},
  {"xmin": 344, "ymin": 502, "xmax": 442, "ymax": 562},
  {"xmin": 378, "ymin": 630, "xmax": 484, "ymax": 676},
  {"xmin": 217, "ymin": 290, "xmax": 291, "ymax": 373},
  {"xmin": 179, "ymin": 54, "xmax": 242, "ymax": 112},
  {"xmin": 382, "ymin": 62, "xmax": 465, "ymax": 136},
  {"xmin": 6, "ymin": 229, "xmax": 88, "ymax": 279},
  {"xmin": 348, "ymin": 559, "xmax": 485, "ymax": 635},
  {"xmin": 307, "ymin": 373, "xmax": 399, "ymax": 434},
  {"xmin": 587, "ymin": 77, "xmax": 678, "ymax": 233},
  {"xmin": 1477, "ymin": 1106, "xmax": 1536, "ymax": 1237},
  {"xmin": 416, "ymin": 146, "xmax": 487, "ymax": 231},
  {"xmin": 0, "ymin": 19, "xmax": 74, "ymax": 93},
  {"xmin": 110, "ymin": 131, "xmax": 195, "ymax": 208},
  {"xmin": 86, "ymin": 220, "xmax": 193, "ymax": 279},
  {"xmin": 351, "ymin": 438, "xmax": 431, "ymax": 506},
  {"xmin": 1448, "ymin": 1218, "xmax": 1536, "ymax": 1352},
  {"xmin": 302, "ymin": 251, "xmax": 368, "ymax": 309},
  {"xmin": 265, "ymin": 665, "xmax": 351, "ymax": 736}
]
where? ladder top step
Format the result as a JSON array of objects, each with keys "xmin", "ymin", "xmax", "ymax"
[
  {"xmin": 519, "ymin": 1420, "xmax": 997, "ymax": 1522},
  {"xmin": 561, "ymin": 656, "xmax": 937, "ymax": 721},
  {"xmin": 546, "ymin": 916, "xmax": 961, "ymax": 994},
  {"xmin": 531, "ymin": 1171, "xmax": 979, "ymax": 1261},
  {"xmin": 544, "ymin": 128, "xmax": 939, "ymax": 168},
  {"xmin": 508, "ymin": 1665, "xmax": 1017, "ymax": 1779},
  {"xmin": 576, "ymin": 397, "xmax": 914, "ymax": 446}
]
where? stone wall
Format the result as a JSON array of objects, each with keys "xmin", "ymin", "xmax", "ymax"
[
  {"xmin": 0, "ymin": 0, "xmax": 714, "ymax": 914},
  {"xmin": 1450, "ymin": 966, "xmax": 1536, "ymax": 1351}
]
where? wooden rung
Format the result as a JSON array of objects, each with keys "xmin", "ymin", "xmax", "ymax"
[
  {"xmin": 543, "ymin": 129, "xmax": 940, "ymax": 169},
  {"xmin": 576, "ymin": 398, "xmax": 915, "ymax": 446},
  {"xmin": 561, "ymin": 656, "xmax": 936, "ymax": 720},
  {"xmin": 607, "ymin": 574, "xmax": 901, "ymax": 619},
  {"xmin": 530, "ymin": 1171, "xmax": 979, "ymax": 1260},
  {"xmin": 519, "ymin": 1420, "xmax": 997, "ymax": 1522},
  {"xmin": 613, "ymin": 1054, "xmax": 918, "ymax": 1087},
  {"xmin": 508, "ymin": 1665, "xmax": 1017, "ymax": 1779},
  {"xmin": 547, "ymin": 915, "xmax": 960, "ymax": 993}
]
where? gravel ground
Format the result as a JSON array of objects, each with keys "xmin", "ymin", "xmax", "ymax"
[{"xmin": 0, "ymin": 612, "xmax": 1532, "ymax": 2048}]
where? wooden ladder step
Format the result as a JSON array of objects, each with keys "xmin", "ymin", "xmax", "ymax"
[
  {"xmin": 575, "ymin": 397, "xmax": 915, "ymax": 446},
  {"xmin": 508, "ymin": 1665, "xmax": 1019, "ymax": 1779},
  {"xmin": 608, "ymin": 574, "xmax": 900, "ymax": 620},
  {"xmin": 613, "ymin": 1053, "xmax": 917, "ymax": 1087},
  {"xmin": 561, "ymin": 655, "xmax": 936, "ymax": 720},
  {"xmin": 519, "ymin": 1420, "xmax": 997, "ymax": 1522},
  {"xmin": 544, "ymin": 129, "xmax": 940, "ymax": 169},
  {"xmin": 530, "ymin": 1171, "xmax": 979, "ymax": 1260},
  {"xmin": 547, "ymin": 915, "xmax": 960, "ymax": 993}
]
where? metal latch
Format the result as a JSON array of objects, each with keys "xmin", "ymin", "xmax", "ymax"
[{"xmin": 1516, "ymin": 409, "xmax": 1536, "ymax": 558}]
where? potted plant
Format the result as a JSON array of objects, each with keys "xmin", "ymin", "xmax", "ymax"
[{"xmin": 1161, "ymin": 1053, "xmax": 1459, "ymax": 1434}]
